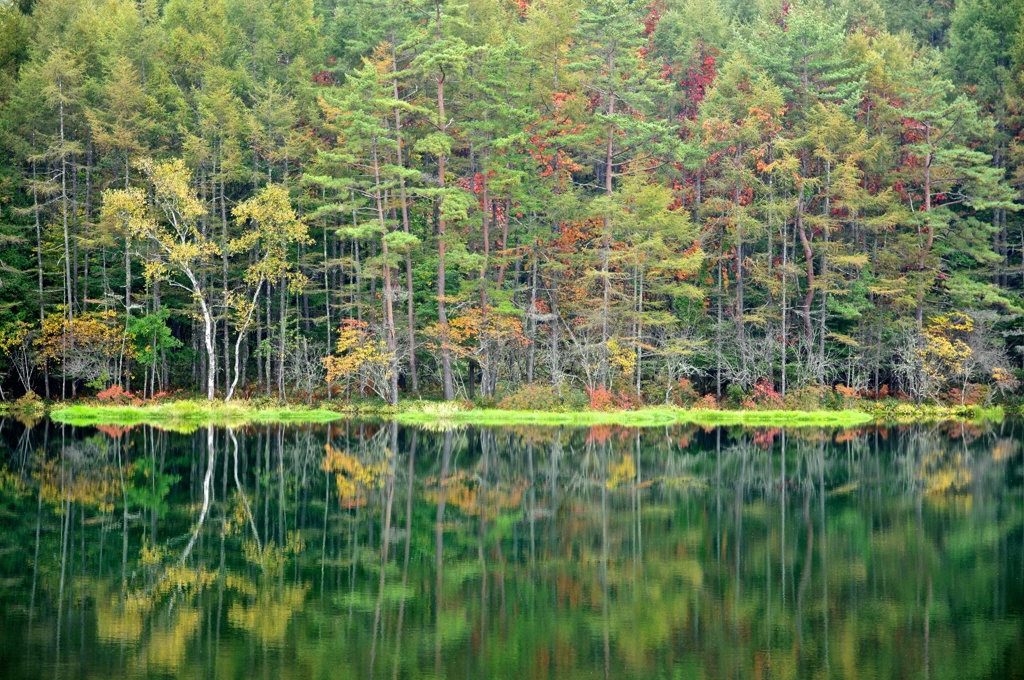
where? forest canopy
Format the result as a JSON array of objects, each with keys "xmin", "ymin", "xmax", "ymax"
[{"xmin": 0, "ymin": 0, "xmax": 1023, "ymax": 408}]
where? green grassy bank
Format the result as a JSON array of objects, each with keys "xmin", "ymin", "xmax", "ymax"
[
  {"xmin": 393, "ymin": 405, "xmax": 876, "ymax": 428},
  {"xmin": 47, "ymin": 400, "xmax": 347, "ymax": 431},
  {"xmin": 9, "ymin": 398, "xmax": 1006, "ymax": 430}
]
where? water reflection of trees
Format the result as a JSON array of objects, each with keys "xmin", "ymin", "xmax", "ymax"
[{"xmin": 0, "ymin": 418, "xmax": 1021, "ymax": 678}]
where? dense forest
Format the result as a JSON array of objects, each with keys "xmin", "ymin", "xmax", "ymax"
[{"xmin": 0, "ymin": 0, "xmax": 1022, "ymax": 408}]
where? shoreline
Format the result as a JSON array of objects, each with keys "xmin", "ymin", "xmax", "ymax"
[{"xmin": 4, "ymin": 399, "xmax": 1005, "ymax": 430}]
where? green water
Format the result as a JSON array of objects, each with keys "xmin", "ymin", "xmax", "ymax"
[{"xmin": 0, "ymin": 419, "xmax": 1021, "ymax": 679}]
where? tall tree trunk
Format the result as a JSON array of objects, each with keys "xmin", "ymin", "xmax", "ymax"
[
  {"xmin": 372, "ymin": 138, "xmax": 399, "ymax": 405},
  {"xmin": 796, "ymin": 184, "xmax": 814, "ymax": 344},
  {"xmin": 600, "ymin": 55, "xmax": 615, "ymax": 389},
  {"xmin": 391, "ymin": 36, "xmax": 418, "ymax": 394},
  {"xmin": 221, "ymin": 144, "xmax": 231, "ymax": 397},
  {"xmin": 527, "ymin": 244, "xmax": 538, "ymax": 385},
  {"xmin": 915, "ymin": 123, "xmax": 933, "ymax": 329},
  {"xmin": 33, "ymin": 152, "xmax": 49, "ymax": 398},
  {"xmin": 733, "ymin": 179, "xmax": 746, "ymax": 375},
  {"xmin": 278, "ymin": 276, "xmax": 286, "ymax": 396},
  {"xmin": 435, "ymin": 4, "xmax": 454, "ymax": 400},
  {"xmin": 58, "ymin": 78, "xmax": 72, "ymax": 320}
]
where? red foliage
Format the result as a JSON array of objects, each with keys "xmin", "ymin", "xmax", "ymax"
[
  {"xmin": 643, "ymin": 0, "xmax": 665, "ymax": 37},
  {"xmin": 585, "ymin": 385, "xmax": 639, "ymax": 411},
  {"xmin": 678, "ymin": 43, "xmax": 718, "ymax": 121},
  {"xmin": 96, "ymin": 384, "xmax": 134, "ymax": 403},
  {"xmin": 741, "ymin": 378, "xmax": 784, "ymax": 410},
  {"xmin": 613, "ymin": 389, "xmax": 636, "ymax": 410},
  {"xmin": 587, "ymin": 385, "xmax": 616, "ymax": 411},
  {"xmin": 311, "ymin": 70, "xmax": 334, "ymax": 85}
]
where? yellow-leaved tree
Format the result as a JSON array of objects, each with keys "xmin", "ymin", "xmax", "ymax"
[
  {"xmin": 102, "ymin": 159, "xmax": 220, "ymax": 399},
  {"xmin": 323, "ymin": 320, "xmax": 394, "ymax": 401},
  {"xmin": 225, "ymin": 185, "xmax": 310, "ymax": 400},
  {"xmin": 919, "ymin": 313, "xmax": 975, "ymax": 403}
]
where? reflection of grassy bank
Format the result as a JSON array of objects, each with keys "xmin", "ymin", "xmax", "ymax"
[{"xmin": 49, "ymin": 400, "xmax": 346, "ymax": 431}]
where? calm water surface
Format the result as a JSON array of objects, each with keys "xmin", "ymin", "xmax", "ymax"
[{"xmin": 0, "ymin": 418, "xmax": 1022, "ymax": 679}]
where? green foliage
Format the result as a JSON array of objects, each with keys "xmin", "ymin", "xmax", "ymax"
[
  {"xmin": 127, "ymin": 310, "xmax": 182, "ymax": 367},
  {"xmin": 0, "ymin": 0, "xmax": 1021, "ymax": 410}
]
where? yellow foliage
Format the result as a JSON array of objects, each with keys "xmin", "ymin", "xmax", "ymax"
[
  {"xmin": 321, "ymin": 444, "xmax": 388, "ymax": 507},
  {"xmin": 606, "ymin": 454, "xmax": 636, "ymax": 489},
  {"xmin": 606, "ymin": 339, "xmax": 637, "ymax": 378},
  {"xmin": 918, "ymin": 449, "xmax": 972, "ymax": 495},
  {"xmin": 422, "ymin": 470, "xmax": 525, "ymax": 516},
  {"xmin": 919, "ymin": 313, "xmax": 974, "ymax": 395},
  {"xmin": 227, "ymin": 584, "xmax": 309, "ymax": 646},
  {"xmin": 140, "ymin": 608, "xmax": 201, "ymax": 672},
  {"xmin": 35, "ymin": 309, "xmax": 125, "ymax": 367},
  {"xmin": 34, "ymin": 458, "xmax": 121, "ymax": 512},
  {"xmin": 322, "ymin": 320, "xmax": 393, "ymax": 396}
]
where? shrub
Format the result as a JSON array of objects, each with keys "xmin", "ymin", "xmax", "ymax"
[
  {"xmin": 419, "ymin": 401, "xmax": 462, "ymax": 419},
  {"xmin": 612, "ymin": 389, "xmax": 636, "ymax": 410},
  {"xmin": 947, "ymin": 383, "xmax": 988, "ymax": 406},
  {"xmin": 96, "ymin": 384, "xmax": 134, "ymax": 403},
  {"xmin": 784, "ymin": 386, "xmax": 825, "ymax": 411},
  {"xmin": 724, "ymin": 384, "xmax": 747, "ymax": 408},
  {"xmin": 586, "ymin": 385, "xmax": 616, "ymax": 411},
  {"xmin": 834, "ymin": 384, "xmax": 860, "ymax": 399},
  {"xmin": 692, "ymin": 394, "xmax": 718, "ymax": 410},
  {"xmin": 672, "ymin": 378, "xmax": 700, "ymax": 407},
  {"xmin": 498, "ymin": 383, "xmax": 565, "ymax": 411},
  {"xmin": 741, "ymin": 379, "xmax": 784, "ymax": 410},
  {"xmin": 10, "ymin": 391, "xmax": 44, "ymax": 416}
]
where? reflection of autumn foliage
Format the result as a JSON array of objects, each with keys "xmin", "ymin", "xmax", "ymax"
[
  {"xmin": 321, "ymin": 444, "xmax": 388, "ymax": 508},
  {"xmin": 228, "ymin": 583, "xmax": 309, "ymax": 646},
  {"xmin": 919, "ymin": 449, "xmax": 972, "ymax": 495},
  {"xmin": 586, "ymin": 425, "xmax": 616, "ymax": 446},
  {"xmin": 95, "ymin": 424, "xmax": 137, "ymax": 439},
  {"xmin": 834, "ymin": 428, "xmax": 864, "ymax": 444},
  {"xmin": 423, "ymin": 470, "xmax": 525, "ymax": 516},
  {"xmin": 940, "ymin": 422, "xmax": 983, "ymax": 442},
  {"xmin": 752, "ymin": 428, "xmax": 781, "ymax": 449},
  {"xmin": 606, "ymin": 454, "xmax": 636, "ymax": 489},
  {"xmin": 34, "ymin": 455, "xmax": 121, "ymax": 512},
  {"xmin": 585, "ymin": 425, "xmax": 640, "ymax": 446},
  {"xmin": 991, "ymin": 438, "xmax": 1017, "ymax": 462}
]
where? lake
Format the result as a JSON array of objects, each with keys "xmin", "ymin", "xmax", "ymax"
[{"xmin": 0, "ymin": 418, "xmax": 1021, "ymax": 679}]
